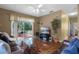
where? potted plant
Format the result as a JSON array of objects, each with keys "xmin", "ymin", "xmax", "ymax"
[{"xmin": 51, "ymin": 19, "xmax": 61, "ymax": 34}]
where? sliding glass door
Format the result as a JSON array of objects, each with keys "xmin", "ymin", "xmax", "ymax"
[
  {"xmin": 17, "ymin": 21, "xmax": 33, "ymax": 38},
  {"xmin": 11, "ymin": 19, "xmax": 34, "ymax": 39}
]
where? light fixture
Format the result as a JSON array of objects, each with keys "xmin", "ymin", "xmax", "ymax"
[
  {"xmin": 68, "ymin": 12, "xmax": 77, "ymax": 16},
  {"xmin": 36, "ymin": 8, "xmax": 39, "ymax": 14},
  {"xmin": 32, "ymin": 9, "xmax": 39, "ymax": 14},
  {"xmin": 32, "ymin": 4, "xmax": 44, "ymax": 14},
  {"xmin": 38, "ymin": 4, "xmax": 43, "ymax": 8}
]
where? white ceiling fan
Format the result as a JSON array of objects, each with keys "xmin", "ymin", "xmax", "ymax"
[
  {"xmin": 26, "ymin": 4, "xmax": 45, "ymax": 14},
  {"xmin": 33, "ymin": 4, "xmax": 45, "ymax": 14}
]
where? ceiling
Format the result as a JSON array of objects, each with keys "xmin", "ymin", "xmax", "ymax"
[{"xmin": 0, "ymin": 4, "xmax": 77, "ymax": 17}]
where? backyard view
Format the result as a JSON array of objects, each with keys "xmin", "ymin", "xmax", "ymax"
[{"xmin": 17, "ymin": 21, "xmax": 33, "ymax": 38}]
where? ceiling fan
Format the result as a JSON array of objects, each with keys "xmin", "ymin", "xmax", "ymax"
[{"xmin": 26, "ymin": 4, "xmax": 45, "ymax": 14}]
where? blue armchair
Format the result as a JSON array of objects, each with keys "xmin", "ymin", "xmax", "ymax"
[{"xmin": 61, "ymin": 37, "xmax": 79, "ymax": 54}]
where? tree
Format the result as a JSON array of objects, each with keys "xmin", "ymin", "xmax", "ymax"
[
  {"xmin": 17, "ymin": 22, "xmax": 32, "ymax": 33},
  {"xmin": 24, "ymin": 22, "xmax": 32, "ymax": 31}
]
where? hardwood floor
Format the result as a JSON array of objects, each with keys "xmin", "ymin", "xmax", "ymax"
[{"xmin": 32, "ymin": 37, "xmax": 62, "ymax": 54}]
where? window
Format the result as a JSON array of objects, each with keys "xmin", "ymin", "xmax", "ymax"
[{"xmin": 10, "ymin": 15, "xmax": 34, "ymax": 39}]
